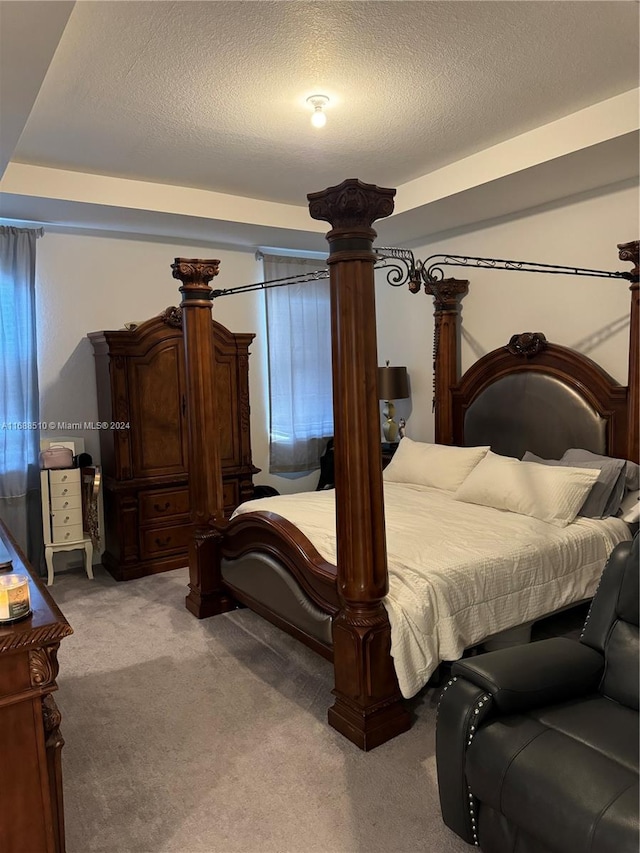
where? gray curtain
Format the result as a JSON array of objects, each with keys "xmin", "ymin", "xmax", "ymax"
[
  {"xmin": 264, "ymin": 254, "xmax": 334, "ymax": 473},
  {"xmin": 0, "ymin": 226, "xmax": 43, "ymax": 560}
]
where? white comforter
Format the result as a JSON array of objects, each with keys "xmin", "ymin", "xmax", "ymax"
[{"xmin": 233, "ymin": 483, "xmax": 631, "ymax": 698}]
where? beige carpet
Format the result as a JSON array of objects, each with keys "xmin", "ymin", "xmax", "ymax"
[
  {"xmin": 50, "ymin": 564, "xmax": 583, "ymax": 853},
  {"xmin": 49, "ymin": 564, "xmax": 474, "ymax": 853}
]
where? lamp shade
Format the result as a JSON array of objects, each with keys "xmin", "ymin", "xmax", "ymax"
[{"xmin": 378, "ymin": 365, "xmax": 409, "ymax": 400}]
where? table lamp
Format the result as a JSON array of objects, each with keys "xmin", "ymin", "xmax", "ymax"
[{"xmin": 378, "ymin": 362, "xmax": 409, "ymax": 442}]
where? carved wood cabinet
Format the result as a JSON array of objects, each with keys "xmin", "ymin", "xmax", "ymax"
[
  {"xmin": 0, "ymin": 520, "xmax": 72, "ymax": 853},
  {"xmin": 89, "ymin": 310, "xmax": 257, "ymax": 581}
]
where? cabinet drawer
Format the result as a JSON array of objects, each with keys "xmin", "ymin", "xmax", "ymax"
[
  {"xmin": 139, "ymin": 488, "xmax": 190, "ymax": 523},
  {"xmin": 50, "ymin": 481, "xmax": 81, "ymax": 498},
  {"xmin": 52, "ymin": 508, "xmax": 83, "ymax": 528},
  {"xmin": 50, "ymin": 494, "xmax": 81, "ymax": 511},
  {"xmin": 140, "ymin": 522, "xmax": 192, "ymax": 559},
  {"xmin": 52, "ymin": 524, "xmax": 84, "ymax": 544},
  {"xmin": 48, "ymin": 469, "xmax": 80, "ymax": 485}
]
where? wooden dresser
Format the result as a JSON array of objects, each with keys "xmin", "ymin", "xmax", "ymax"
[
  {"xmin": 0, "ymin": 520, "xmax": 72, "ymax": 853},
  {"xmin": 89, "ymin": 308, "xmax": 257, "ymax": 581}
]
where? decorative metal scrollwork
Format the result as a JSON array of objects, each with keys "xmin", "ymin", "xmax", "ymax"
[
  {"xmin": 374, "ymin": 248, "xmax": 420, "ymax": 290},
  {"xmin": 372, "ymin": 248, "xmax": 636, "ymax": 292},
  {"xmin": 421, "ymin": 254, "xmax": 634, "ymax": 284},
  {"xmin": 201, "ymin": 244, "xmax": 635, "ymax": 302}
]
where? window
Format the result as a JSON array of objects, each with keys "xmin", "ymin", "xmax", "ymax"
[
  {"xmin": 0, "ymin": 226, "xmax": 42, "ymax": 554},
  {"xmin": 263, "ymin": 254, "xmax": 333, "ymax": 473}
]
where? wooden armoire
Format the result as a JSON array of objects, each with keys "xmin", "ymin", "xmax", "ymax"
[{"xmin": 88, "ymin": 307, "xmax": 258, "ymax": 581}]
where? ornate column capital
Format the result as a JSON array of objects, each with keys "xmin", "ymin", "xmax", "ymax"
[
  {"xmin": 172, "ymin": 258, "xmax": 220, "ymax": 299},
  {"xmin": 307, "ymin": 178, "xmax": 395, "ymax": 237},
  {"xmin": 424, "ymin": 277, "xmax": 469, "ymax": 310},
  {"xmin": 618, "ymin": 240, "xmax": 639, "ymax": 283}
]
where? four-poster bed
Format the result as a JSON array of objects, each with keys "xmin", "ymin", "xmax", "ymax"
[{"xmin": 173, "ymin": 179, "xmax": 639, "ymax": 751}]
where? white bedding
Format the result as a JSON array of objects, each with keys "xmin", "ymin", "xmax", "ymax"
[{"xmin": 233, "ymin": 483, "xmax": 632, "ymax": 698}]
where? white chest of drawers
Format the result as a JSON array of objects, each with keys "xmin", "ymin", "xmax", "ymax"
[{"xmin": 40, "ymin": 468, "xmax": 94, "ymax": 585}]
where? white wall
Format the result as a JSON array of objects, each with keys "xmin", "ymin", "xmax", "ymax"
[
  {"xmin": 34, "ymin": 180, "xmax": 638, "ymax": 529},
  {"xmin": 375, "ymin": 183, "xmax": 639, "ymax": 443},
  {"xmin": 35, "ymin": 231, "xmax": 318, "ymax": 500}
]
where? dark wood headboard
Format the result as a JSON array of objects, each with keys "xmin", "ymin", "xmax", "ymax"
[
  {"xmin": 451, "ymin": 333, "xmax": 628, "ymax": 460},
  {"xmin": 430, "ymin": 240, "xmax": 639, "ymax": 462}
]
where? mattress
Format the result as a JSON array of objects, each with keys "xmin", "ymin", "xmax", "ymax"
[{"xmin": 233, "ymin": 483, "xmax": 632, "ymax": 698}]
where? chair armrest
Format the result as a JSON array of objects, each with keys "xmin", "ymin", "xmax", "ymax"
[
  {"xmin": 436, "ymin": 677, "xmax": 489, "ymax": 843},
  {"xmin": 452, "ymin": 637, "xmax": 604, "ymax": 714}
]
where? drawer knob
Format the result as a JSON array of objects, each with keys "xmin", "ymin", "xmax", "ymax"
[
  {"xmin": 154, "ymin": 536, "xmax": 171, "ymax": 547},
  {"xmin": 62, "ymin": 488, "xmax": 68, "ymax": 495},
  {"xmin": 61, "ymin": 475, "xmax": 68, "ymax": 481},
  {"xmin": 63, "ymin": 501, "xmax": 69, "ymax": 507},
  {"xmin": 153, "ymin": 501, "xmax": 171, "ymax": 512}
]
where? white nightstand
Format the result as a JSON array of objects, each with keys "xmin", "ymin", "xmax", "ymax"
[{"xmin": 40, "ymin": 467, "xmax": 94, "ymax": 586}]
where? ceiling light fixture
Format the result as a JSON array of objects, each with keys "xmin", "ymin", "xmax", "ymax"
[{"xmin": 306, "ymin": 94, "xmax": 329, "ymax": 128}]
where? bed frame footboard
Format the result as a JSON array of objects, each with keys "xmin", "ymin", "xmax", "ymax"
[
  {"xmin": 221, "ymin": 554, "xmax": 334, "ymax": 658},
  {"xmin": 220, "ymin": 510, "xmax": 339, "ymax": 659}
]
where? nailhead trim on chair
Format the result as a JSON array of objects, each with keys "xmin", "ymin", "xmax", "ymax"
[
  {"xmin": 580, "ymin": 572, "xmax": 606, "ymax": 639},
  {"xmin": 436, "ymin": 676, "xmax": 457, "ymax": 720},
  {"xmin": 465, "ymin": 693, "xmax": 490, "ymax": 846},
  {"xmin": 436, "ymin": 677, "xmax": 491, "ymax": 846},
  {"xmin": 468, "ymin": 787, "xmax": 478, "ymax": 846}
]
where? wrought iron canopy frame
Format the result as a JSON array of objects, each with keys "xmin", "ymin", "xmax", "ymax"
[
  {"xmin": 374, "ymin": 247, "xmax": 635, "ymax": 292},
  {"xmin": 210, "ymin": 247, "xmax": 633, "ymax": 299}
]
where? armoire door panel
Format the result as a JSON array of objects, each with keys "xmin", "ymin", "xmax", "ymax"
[
  {"xmin": 214, "ymin": 356, "xmax": 239, "ymax": 466},
  {"xmin": 128, "ymin": 342, "xmax": 188, "ymax": 478}
]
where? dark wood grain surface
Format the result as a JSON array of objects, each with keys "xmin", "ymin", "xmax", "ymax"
[{"xmin": 0, "ymin": 519, "xmax": 72, "ymax": 853}]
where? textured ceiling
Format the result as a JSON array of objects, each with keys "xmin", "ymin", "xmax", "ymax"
[
  {"xmin": 13, "ymin": 0, "xmax": 640, "ymax": 207},
  {"xmin": 14, "ymin": 2, "xmax": 638, "ymax": 204}
]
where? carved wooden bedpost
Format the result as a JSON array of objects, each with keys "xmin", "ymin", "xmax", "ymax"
[
  {"xmin": 424, "ymin": 278, "xmax": 469, "ymax": 445},
  {"xmin": 618, "ymin": 240, "xmax": 639, "ymax": 463},
  {"xmin": 172, "ymin": 259, "xmax": 233, "ymax": 618},
  {"xmin": 308, "ymin": 179, "xmax": 411, "ymax": 750}
]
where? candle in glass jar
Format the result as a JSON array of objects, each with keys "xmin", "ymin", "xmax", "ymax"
[{"xmin": 0, "ymin": 574, "xmax": 31, "ymax": 623}]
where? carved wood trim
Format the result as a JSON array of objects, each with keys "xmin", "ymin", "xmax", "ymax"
[
  {"xmin": 161, "ymin": 305, "xmax": 183, "ymax": 327},
  {"xmin": 29, "ymin": 645, "xmax": 60, "ymax": 690},
  {"xmin": 618, "ymin": 240, "xmax": 639, "ymax": 279},
  {"xmin": 42, "ymin": 694, "xmax": 66, "ymax": 853},
  {"xmin": 0, "ymin": 625, "xmax": 72, "ymax": 654},
  {"xmin": 505, "ymin": 332, "xmax": 547, "ymax": 358},
  {"xmin": 42, "ymin": 693, "xmax": 62, "ymax": 737}
]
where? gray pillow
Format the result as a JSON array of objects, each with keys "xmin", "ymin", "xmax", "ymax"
[
  {"xmin": 562, "ymin": 447, "xmax": 638, "ymax": 499},
  {"xmin": 522, "ymin": 450, "xmax": 626, "ymax": 519}
]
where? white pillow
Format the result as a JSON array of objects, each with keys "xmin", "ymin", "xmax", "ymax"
[
  {"xmin": 454, "ymin": 451, "xmax": 600, "ymax": 527},
  {"xmin": 618, "ymin": 490, "xmax": 640, "ymax": 524},
  {"xmin": 383, "ymin": 438, "xmax": 490, "ymax": 491}
]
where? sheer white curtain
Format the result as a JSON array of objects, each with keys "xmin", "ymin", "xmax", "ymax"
[
  {"xmin": 264, "ymin": 254, "xmax": 333, "ymax": 473},
  {"xmin": 0, "ymin": 227, "xmax": 43, "ymax": 557}
]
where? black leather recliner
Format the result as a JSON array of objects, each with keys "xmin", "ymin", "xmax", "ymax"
[{"xmin": 436, "ymin": 534, "xmax": 639, "ymax": 853}]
